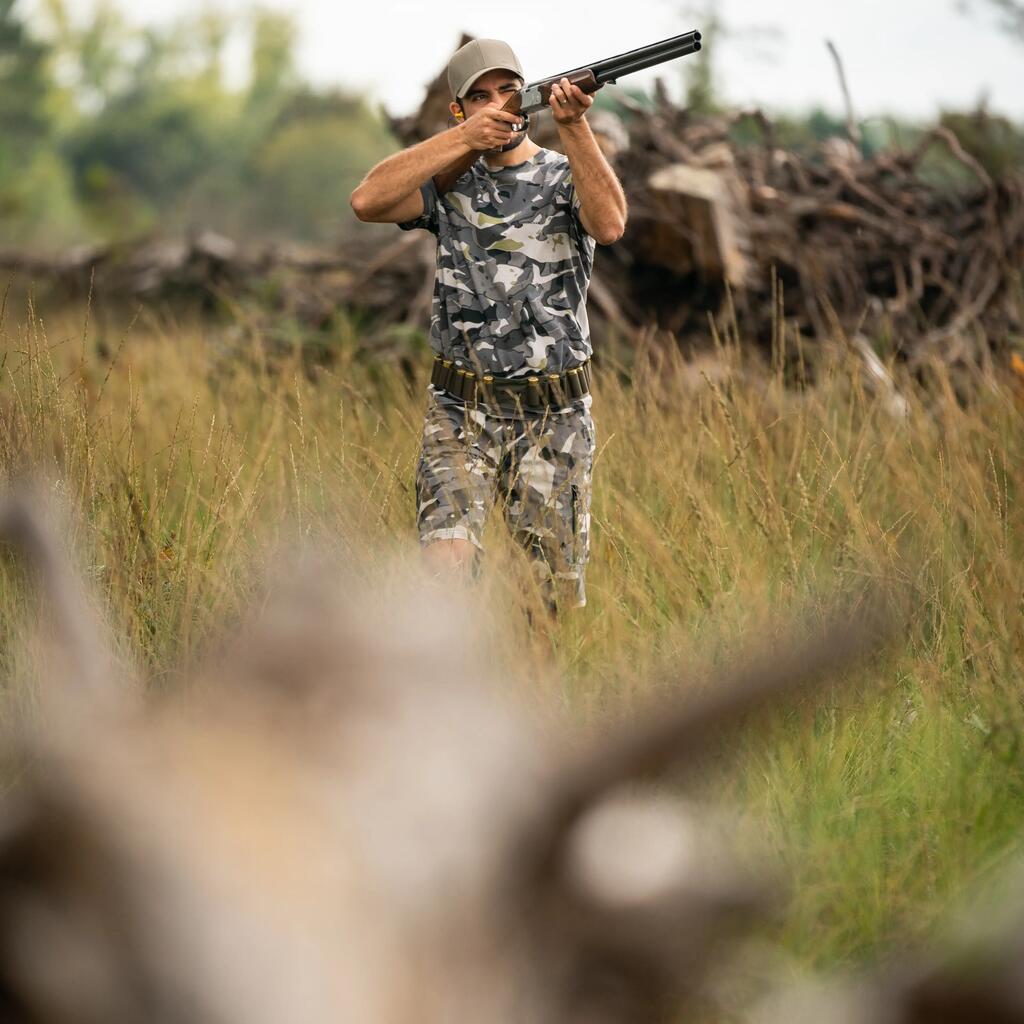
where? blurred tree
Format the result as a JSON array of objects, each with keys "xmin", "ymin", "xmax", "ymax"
[
  {"xmin": 939, "ymin": 103, "xmax": 1024, "ymax": 177},
  {"xmin": 250, "ymin": 100, "xmax": 395, "ymax": 242},
  {"xmin": 247, "ymin": 8, "xmax": 299, "ymax": 118},
  {"xmin": 951, "ymin": 2, "xmax": 1024, "ymax": 176},
  {"xmin": 38, "ymin": 0, "xmax": 134, "ymax": 112},
  {"xmin": 682, "ymin": 3, "xmax": 721, "ymax": 113},
  {"xmin": 62, "ymin": 89, "xmax": 219, "ymax": 211},
  {"xmin": 0, "ymin": 0, "xmax": 92, "ymax": 247},
  {"xmin": 728, "ymin": 106, "xmax": 849, "ymax": 153},
  {"xmin": 0, "ymin": 0, "xmax": 54, "ymax": 178},
  {"xmin": 195, "ymin": 11, "xmax": 230, "ymax": 92},
  {"xmin": 962, "ymin": 0, "xmax": 1024, "ymax": 39},
  {"xmin": 55, "ymin": 7, "xmax": 245, "ymax": 236},
  {"xmin": 2, "ymin": 1, "xmax": 407, "ymax": 248},
  {"xmin": 678, "ymin": 1, "xmax": 782, "ymax": 114}
]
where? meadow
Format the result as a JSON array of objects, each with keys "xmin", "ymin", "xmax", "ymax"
[{"xmin": 1, "ymin": 288, "xmax": 1022, "ymax": 1001}]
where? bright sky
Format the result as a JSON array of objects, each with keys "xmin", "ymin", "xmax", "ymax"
[{"xmin": 43, "ymin": 0, "xmax": 1024, "ymax": 121}]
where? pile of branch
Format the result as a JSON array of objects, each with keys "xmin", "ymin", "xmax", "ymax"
[{"xmin": 602, "ymin": 85, "xmax": 1024, "ymax": 365}]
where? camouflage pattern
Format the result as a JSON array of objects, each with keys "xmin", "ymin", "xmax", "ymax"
[
  {"xmin": 399, "ymin": 149, "xmax": 596, "ymax": 379},
  {"xmin": 416, "ymin": 390, "xmax": 595, "ymax": 609}
]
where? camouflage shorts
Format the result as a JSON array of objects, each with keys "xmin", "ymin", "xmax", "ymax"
[{"xmin": 416, "ymin": 387, "xmax": 596, "ymax": 608}]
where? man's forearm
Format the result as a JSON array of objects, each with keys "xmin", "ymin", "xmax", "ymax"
[
  {"xmin": 557, "ymin": 118, "xmax": 628, "ymax": 245},
  {"xmin": 351, "ymin": 127, "xmax": 472, "ymax": 219}
]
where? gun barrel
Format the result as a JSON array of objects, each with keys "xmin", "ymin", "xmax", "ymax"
[
  {"xmin": 591, "ymin": 32, "xmax": 702, "ymax": 84},
  {"xmin": 533, "ymin": 29, "xmax": 702, "ymax": 89}
]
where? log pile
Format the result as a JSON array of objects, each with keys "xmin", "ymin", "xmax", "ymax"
[
  {"xmin": 605, "ymin": 88, "xmax": 1024, "ymax": 366},
  {"xmin": 3, "ymin": 53, "xmax": 1022, "ymax": 371}
]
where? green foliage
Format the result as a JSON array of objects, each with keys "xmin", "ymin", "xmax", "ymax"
[
  {"xmin": 939, "ymin": 106, "xmax": 1024, "ymax": 177},
  {"xmin": 728, "ymin": 106, "xmax": 850, "ymax": 152},
  {"xmin": 247, "ymin": 8, "xmax": 299, "ymax": 114},
  {"xmin": 1, "ymin": 3, "xmax": 394, "ymax": 250},
  {"xmin": 249, "ymin": 111, "xmax": 393, "ymax": 241},
  {"xmin": 0, "ymin": 0, "xmax": 55, "ymax": 180},
  {"xmin": 63, "ymin": 84, "xmax": 223, "ymax": 208},
  {"xmin": 0, "ymin": 148, "xmax": 89, "ymax": 247},
  {"xmin": 682, "ymin": 3, "xmax": 723, "ymax": 114}
]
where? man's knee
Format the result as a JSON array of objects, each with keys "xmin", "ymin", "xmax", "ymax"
[{"xmin": 422, "ymin": 538, "xmax": 477, "ymax": 577}]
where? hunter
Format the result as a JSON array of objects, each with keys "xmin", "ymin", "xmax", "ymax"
[{"xmin": 350, "ymin": 38, "xmax": 627, "ymax": 612}]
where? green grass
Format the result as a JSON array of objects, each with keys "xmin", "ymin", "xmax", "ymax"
[{"xmin": 2, "ymin": 292, "xmax": 1023, "ymax": 988}]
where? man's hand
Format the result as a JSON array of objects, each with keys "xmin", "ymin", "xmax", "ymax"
[
  {"xmin": 457, "ymin": 107, "xmax": 526, "ymax": 152},
  {"xmin": 549, "ymin": 77, "xmax": 594, "ymax": 125}
]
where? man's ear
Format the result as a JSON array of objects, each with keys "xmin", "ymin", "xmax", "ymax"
[{"xmin": 450, "ymin": 101, "xmax": 464, "ymax": 121}]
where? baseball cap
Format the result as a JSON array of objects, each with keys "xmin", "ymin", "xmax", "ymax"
[{"xmin": 447, "ymin": 39, "xmax": 524, "ymax": 99}]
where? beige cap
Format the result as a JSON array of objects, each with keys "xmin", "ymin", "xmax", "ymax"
[{"xmin": 447, "ymin": 39, "xmax": 524, "ymax": 99}]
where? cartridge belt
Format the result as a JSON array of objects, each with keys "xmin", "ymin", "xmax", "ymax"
[{"xmin": 429, "ymin": 356, "xmax": 592, "ymax": 412}]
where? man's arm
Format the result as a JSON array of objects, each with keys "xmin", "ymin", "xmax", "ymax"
[
  {"xmin": 350, "ymin": 108, "xmax": 524, "ymax": 224},
  {"xmin": 350, "ymin": 130, "xmax": 467, "ymax": 224},
  {"xmin": 550, "ymin": 78, "xmax": 627, "ymax": 246}
]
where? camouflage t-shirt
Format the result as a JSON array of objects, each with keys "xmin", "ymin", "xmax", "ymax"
[{"xmin": 399, "ymin": 148, "xmax": 596, "ymax": 381}]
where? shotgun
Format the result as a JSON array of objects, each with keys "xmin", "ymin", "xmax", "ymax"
[{"xmin": 433, "ymin": 29, "xmax": 702, "ymax": 195}]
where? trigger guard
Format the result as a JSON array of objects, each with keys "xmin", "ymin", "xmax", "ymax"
[{"xmin": 496, "ymin": 112, "xmax": 531, "ymax": 153}]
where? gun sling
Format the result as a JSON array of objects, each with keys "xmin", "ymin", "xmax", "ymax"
[{"xmin": 430, "ymin": 355, "xmax": 592, "ymax": 412}]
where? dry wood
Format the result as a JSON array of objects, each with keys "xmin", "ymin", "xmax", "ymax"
[{"xmin": 0, "ymin": 487, "xmax": 887, "ymax": 1023}]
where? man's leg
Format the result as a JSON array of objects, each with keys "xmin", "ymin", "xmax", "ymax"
[
  {"xmin": 415, "ymin": 394, "xmax": 499, "ymax": 581},
  {"xmin": 503, "ymin": 406, "xmax": 596, "ymax": 614},
  {"xmin": 421, "ymin": 538, "xmax": 477, "ymax": 580}
]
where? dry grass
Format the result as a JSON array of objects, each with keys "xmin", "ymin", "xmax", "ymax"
[{"xmin": 1, "ymin": 290, "xmax": 1022, "ymax": 983}]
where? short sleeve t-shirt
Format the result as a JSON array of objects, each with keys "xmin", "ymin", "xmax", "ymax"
[{"xmin": 399, "ymin": 149, "xmax": 596, "ymax": 380}]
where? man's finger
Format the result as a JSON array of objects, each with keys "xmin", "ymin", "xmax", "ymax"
[
  {"xmin": 487, "ymin": 109, "xmax": 524, "ymax": 124},
  {"xmin": 559, "ymin": 82, "xmax": 589, "ymax": 107}
]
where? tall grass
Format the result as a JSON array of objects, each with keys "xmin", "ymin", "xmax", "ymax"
[{"xmin": 2, "ymin": 291, "xmax": 1023, "ymax": 981}]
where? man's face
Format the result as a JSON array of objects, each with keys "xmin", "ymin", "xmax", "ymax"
[
  {"xmin": 460, "ymin": 69, "xmax": 523, "ymax": 115},
  {"xmin": 452, "ymin": 69, "xmax": 528, "ymax": 152}
]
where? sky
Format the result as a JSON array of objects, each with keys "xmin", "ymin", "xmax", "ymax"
[{"xmin": 42, "ymin": 0, "xmax": 1024, "ymax": 121}]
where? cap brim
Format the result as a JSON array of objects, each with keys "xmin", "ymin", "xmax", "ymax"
[{"xmin": 455, "ymin": 65, "xmax": 523, "ymax": 99}]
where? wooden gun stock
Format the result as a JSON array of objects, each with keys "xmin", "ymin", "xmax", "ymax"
[{"xmin": 432, "ymin": 70, "xmax": 600, "ymax": 196}]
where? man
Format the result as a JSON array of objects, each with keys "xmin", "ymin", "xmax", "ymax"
[{"xmin": 350, "ymin": 38, "xmax": 627, "ymax": 612}]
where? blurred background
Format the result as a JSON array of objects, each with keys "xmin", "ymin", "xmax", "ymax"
[{"xmin": 3, "ymin": 0, "xmax": 1023, "ymax": 251}]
